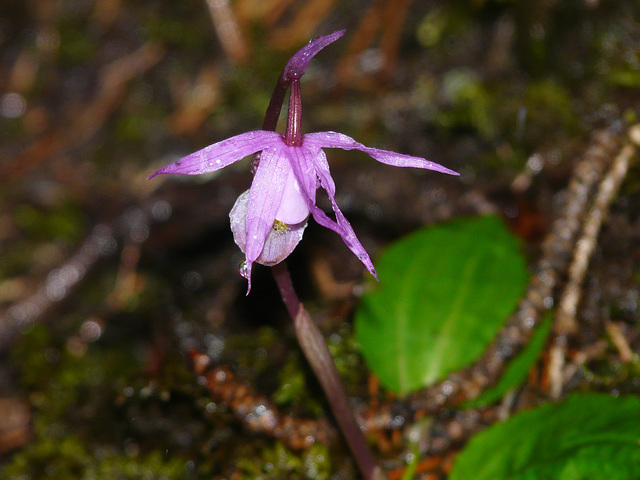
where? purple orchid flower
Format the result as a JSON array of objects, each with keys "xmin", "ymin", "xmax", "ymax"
[{"xmin": 150, "ymin": 31, "xmax": 458, "ymax": 292}]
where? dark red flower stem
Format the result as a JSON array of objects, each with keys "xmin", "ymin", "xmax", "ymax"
[
  {"xmin": 271, "ymin": 263, "xmax": 386, "ymax": 480},
  {"xmin": 261, "ymin": 75, "xmax": 290, "ymax": 131}
]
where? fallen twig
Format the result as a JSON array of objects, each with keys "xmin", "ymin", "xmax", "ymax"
[
  {"xmin": 189, "ymin": 350, "xmax": 337, "ymax": 450},
  {"xmin": 549, "ymin": 123, "xmax": 639, "ymax": 398}
]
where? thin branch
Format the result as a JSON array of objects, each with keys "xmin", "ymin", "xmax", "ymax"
[
  {"xmin": 549, "ymin": 123, "xmax": 639, "ymax": 398},
  {"xmin": 189, "ymin": 351, "xmax": 336, "ymax": 450},
  {"xmin": 555, "ymin": 127, "xmax": 639, "ymax": 335}
]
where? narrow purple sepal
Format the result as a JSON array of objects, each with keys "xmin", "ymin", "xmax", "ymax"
[
  {"xmin": 311, "ymin": 147, "xmax": 378, "ymax": 278},
  {"xmin": 285, "ymin": 144, "xmax": 378, "ymax": 279},
  {"xmin": 148, "ymin": 130, "xmax": 283, "ymax": 179},
  {"xmin": 303, "ymin": 131, "xmax": 460, "ymax": 176},
  {"xmin": 282, "ymin": 30, "xmax": 345, "ymax": 81}
]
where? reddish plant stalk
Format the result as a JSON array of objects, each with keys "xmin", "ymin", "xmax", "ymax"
[
  {"xmin": 265, "ymin": 66, "xmax": 386, "ymax": 480},
  {"xmin": 272, "ymin": 263, "xmax": 385, "ymax": 480}
]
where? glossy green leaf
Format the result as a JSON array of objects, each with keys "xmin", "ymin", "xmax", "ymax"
[
  {"xmin": 449, "ymin": 393, "xmax": 640, "ymax": 480},
  {"xmin": 355, "ymin": 216, "xmax": 528, "ymax": 394},
  {"xmin": 464, "ymin": 313, "xmax": 552, "ymax": 408}
]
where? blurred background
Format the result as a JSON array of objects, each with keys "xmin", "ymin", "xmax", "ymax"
[{"xmin": 0, "ymin": 0, "xmax": 639, "ymax": 478}]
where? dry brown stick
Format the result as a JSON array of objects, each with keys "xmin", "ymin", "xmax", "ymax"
[
  {"xmin": 604, "ymin": 321, "xmax": 634, "ymax": 363},
  {"xmin": 0, "ymin": 201, "xmax": 162, "ymax": 353},
  {"xmin": 189, "ymin": 346, "xmax": 501, "ymax": 466},
  {"xmin": 335, "ymin": 0, "xmax": 386, "ymax": 86},
  {"xmin": 204, "ymin": 0, "xmax": 250, "ymax": 64},
  {"xmin": 0, "ymin": 42, "xmax": 164, "ymax": 182},
  {"xmin": 556, "ymin": 124, "xmax": 640, "ymax": 334},
  {"xmin": 549, "ymin": 123, "xmax": 639, "ymax": 398},
  {"xmin": 189, "ymin": 350, "xmax": 337, "ymax": 450},
  {"xmin": 68, "ymin": 42, "xmax": 165, "ymax": 146},
  {"xmin": 379, "ymin": 0, "xmax": 414, "ymax": 81},
  {"xmin": 267, "ymin": 0, "xmax": 339, "ymax": 49},
  {"xmin": 0, "ymin": 224, "xmax": 118, "ymax": 352}
]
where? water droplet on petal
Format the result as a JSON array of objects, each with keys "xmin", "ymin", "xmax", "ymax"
[{"xmin": 239, "ymin": 260, "xmax": 249, "ymax": 279}]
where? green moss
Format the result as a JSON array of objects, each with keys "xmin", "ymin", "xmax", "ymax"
[
  {"xmin": 235, "ymin": 442, "xmax": 331, "ymax": 480},
  {"xmin": 10, "ymin": 325, "xmax": 139, "ymax": 424},
  {"xmin": 416, "ymin": 8, "xmax": 452, "ymax": 48},
  {"xmin": 608, "ymin": 69, "xmax": 640, "ymax": 88},
  {"xmin": 2, "ymin": 433, "xmax": 191, "ymax": 480},
  {"xmin": 114, "ymin": 108, "xmax": 165, "ymax": 145},
  {"xmin": 436, "ymin": 68, "xmax": 497, "ymax": 140},
  {"xmin": 271, "ymin": 353, "xmax": 324, "ymax": 417},
  {"xmin": 328, "ymin": 322, "xmax": 368, "ymax": 388},
  {"xmin": 4, "ymin": 325, "xmax": 194, "ymax": 479},
  {"xmin": 14, "ymin": 202, "xmax": 87, "ymax": 242},
  {"xmin": 142, "ymin": 13, "xmax": 209, "ymax": 51},
  {"xmin": 272, "ymin": 355, "xmax": 309, "ymax": 405},
  {"xmin": 523, "ymin": 78, "xmax": 577, "ymax": 138},
  {"xmin": 57, "ymin": 24, "xmax": 97, "ymax": 64}
]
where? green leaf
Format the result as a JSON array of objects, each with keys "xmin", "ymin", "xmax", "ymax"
[
  {"xmin": 355, "ymin": 216, "xmax": 528, "ymax": 394},
  {"xmin": 464, "ymin": 313, "xmax": 552, "ymax": 408},
  {"xmin": 449, "ymin": 393, "xmax": 640, "ymax": 480}
]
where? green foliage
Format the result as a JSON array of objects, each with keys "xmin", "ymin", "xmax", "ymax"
[
  {"xmin": 355, "ymin": 216, "xmax": 529, "ymax": 394},
  {"xmin": 272, "ymin": 355, "xmax": 309, "ymax": 406},
  {"xmin": 57, "ymin": 24, "xmax": 97, "ymax": 64},
  {"xmin": 326, "ymin": 322, "xmax": 368, "ymax": 386},
  {"xmin": 521, "ymin": 78, "xmax": 578, "ymax": 141},
  {"xmin": 450, "ymin": 393, "xmax": 640, "ymax": 480},
  {"xmin": 465, "ymin": 313, "xmax": 552, "ymax": 408}
]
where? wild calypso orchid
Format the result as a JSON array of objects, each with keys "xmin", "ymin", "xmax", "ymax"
[{"xmin": 149, "ymin": 31, "xmax": 458, "ymax": 292}]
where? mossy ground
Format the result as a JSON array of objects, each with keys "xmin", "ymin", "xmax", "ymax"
[{"xmin": 1, "ymin": 0, "xmax": 639, "ymax": 478}]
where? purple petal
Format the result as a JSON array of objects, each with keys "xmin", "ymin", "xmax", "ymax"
[
  {"xmin": 259, "ymin": 220, "xmax": 307, "ymax": 263},
  {"xmin": 282, "ymin": 30, "xmax": 345, "ymax": 81},
  {"xmin": 274, "ymin": 167, "xmax": 310, "ymax": 225},
  {"xmin": 309, "ymin": 147, "xmax": 378, "ymax": 279},
  {"xmin": 148, "ymin": 130, "xmax": 283, "ymax": 179},
  {"xmin": 230, "ymin": 189, "xmax": 308, "ymax": 292},
  {"xmin": 303, "ymin": 131, "xmax": 459, "ymax": 176},
  {"xmin": 283, "ymin": 145, "xmax": 317, "ymax": 205},
  {"xmin": 244, "ymin": 146, "xmax": 291, "ymax": 274}
]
